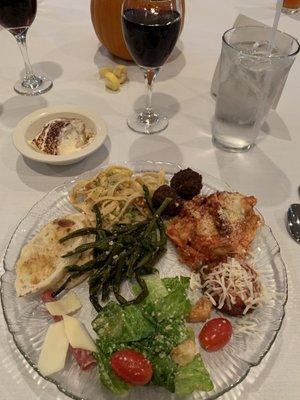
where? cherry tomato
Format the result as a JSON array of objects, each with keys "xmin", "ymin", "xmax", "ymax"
[
  {"xmin": 199, "ymin": 318, "xmax": 232, "ymax": 352},
  {"xmin": 110, "ymin": 349, "xmax": 153, "ymax": 385}
]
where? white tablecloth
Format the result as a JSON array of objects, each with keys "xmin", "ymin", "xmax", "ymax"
[{"xmin": 0, "ymin": 0, "xmax": 299, "ymax": 399}]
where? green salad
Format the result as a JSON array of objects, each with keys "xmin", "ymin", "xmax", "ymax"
[{"xmin": 92, "ymin": 274, "xmax": 213, "ymax": 396}]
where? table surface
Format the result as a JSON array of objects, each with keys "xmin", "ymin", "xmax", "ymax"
[{"xmin": 0, "ymin": 0, "xmax": 299, "ymax": 399}]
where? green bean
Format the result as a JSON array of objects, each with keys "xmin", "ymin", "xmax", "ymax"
[
  {"xmin": 59, "ymin": 227, "xmax": 98, "ymax": 243},
  {"xmin": 90, "ymin": 293, "xmax": 103, "ymax": 312},
  {"xmin": 112, "ymin": 223, "xmax": 127, "ymax": 231},
  {"xmin": 133, "ymin": 274, "xmax": 149, "ymax": 303},
  {"xmin": 52, "ymin": 271, "xmax": 83, "ymax": 297},
  {"xmin": 116, "ymin": 274, "xmax": 149, "ymax": 306},
  {"xmin": 92, "ymin": 204, "xmax": 106, "ymax": 259},
  {"xmin": 61, "ymin": 237, "xmax": 111, "ymax": 258},
  {"xmin": 102, "ymin": 243, "xmax": 123, "ymax": 301},
  {"xmin": 60, "ymin": 188, "xmax": 170, "ymax": 310},
  {"xmin": 111, "ymin": 252, "xmax": 127, "ymax": 301},
  {"xmin": 143, "ymin": 185, "xmax": 155, "ymax": 214},
  {"xmin": 126, "ymin": 248, "xmax": 140, "ymax": 279},
  {"xmin": 92, "ymin": 203, "xmax": 102, "ymax": 230},
  {"xmin": 112, "ymin": 220, "xmax": 149, "ymax": 234},
  {"xmin": 113, "ymin": 290, "xmax": 128, "ymax": 305},
  {"xmin": 144, "ymin": 198, "xmax": 171, "ymax": 237},
  {"xmin": 66, "ymin": 254, "xmax": 108, "ymax": 273},
  {"xmin": 89, "ymin": 269, "xmax": 104, "ymax": 289},
  {"xmin": 116, "ymin": 234, "xmax": 136, "ymax": 246},
  {"xmin": 152, "ymin": 223, "xmax": 167, "ymax": 247},
  {"xmin": 115, "ymin": 252, "xmax": 127, "ymax": 280},
  {"xmin": 101, "ymin": 269, "xmax": 113, "ymax": 302},
  {"xmin": 88, "ymin": 242, "xmax": 123, "ymax": 305},
  {"xmin": 143, "ymin": 184, "xmax": 168, "ymax": 247},
  {"xmin": 89, "ymin": 269, "xmax": 106, "ymax": 311},
  {"xmin": 134, "ymin": 251, "xmax": 155, "ymax": 271},
  {"xmin": 92, "ymin": 204, "xmax": 108, "ymax": 240},
  {"xmin": 142, "ymin": 248, "xmax": 166, "ymax": 270},
  {"xmin": 139, "ymin": 267, "xmax": 158, "ymax": 276}
]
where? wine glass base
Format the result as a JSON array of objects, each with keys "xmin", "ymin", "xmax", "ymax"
[
  {"xmin": 212, "ymin": 137, "xmax": 254, "ymax": 153},
  {"xmin": 14, "ymin": 76, "xmax": 53, "ymax": 96},
  {"xmin": 127, "ymin": 109, "xmax": 169, "ymax": 134}
]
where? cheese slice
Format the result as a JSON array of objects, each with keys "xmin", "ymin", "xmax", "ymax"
[
  {"xmin": 63, "ymin": 315, "xmax": 96, "ymax": 352},
  {"xmin": 37, "ymin": 321, "xmax": 69, "ymax": 376},
  {"xmin": 45, "ymin": 291, "xmax": 81, "ymax": 316}
]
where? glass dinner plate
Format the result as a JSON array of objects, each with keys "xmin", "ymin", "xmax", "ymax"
[{"xmin": 1, "ymin": 161, "xmax": 287, "ymax": 400}]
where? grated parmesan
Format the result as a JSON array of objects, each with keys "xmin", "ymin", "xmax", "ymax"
[
  {"xmin": 189, "ymin": 273, "xmax": 202, "ymax": 291},
  {"xmin": 231, "ymin": 314, "xmax": 261, "ymax": 335},
  {"xmin": 200, "ymin": 258, "xmax": 265, "ymax": 315}
]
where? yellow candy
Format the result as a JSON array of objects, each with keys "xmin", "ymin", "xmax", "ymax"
[
  {"xmin": 113, "ymin": 65, "xmax": 128, "ymax": 84},
  {"xmin": 98, "ymin": 65, "xmax": 128, "ymax": 91},
  {"xmin": 99, "ymin": 67, "xmax": 113, "ymax": 79},
  {"xmin": 104, "ymin": 72, "xmax": 120, "ymax": 91}
]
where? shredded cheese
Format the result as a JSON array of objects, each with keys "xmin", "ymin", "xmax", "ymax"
[
  {"xmin": 189, "ymin": 273, "xmax": 202, "ymax": 291},
  {"xmin": 200, "ymin": 258, "xmax": 265, "ymax": 315},
  {"xmin": 231, "ymin": 314, "xmax": 261, "ymax": 335}
]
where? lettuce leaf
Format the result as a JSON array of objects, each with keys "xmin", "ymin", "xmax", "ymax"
[
  {"xmin": 150, "ymin": 355, "xmax": 178, "ymax": 393},
  {"xmin": 92, "ymin": 302, "xmax": 155, "ymax": 344},
  {"xmin": 175, "ymin": 354, "xmax": 214, "ymax": 396},
  {"xmin": 132, "ymin": 275, "xmax": 191, "ymax": 323},
  {"xmin": 93, "ymin": 275, "xmax": 213, "ymax": 397},
  {"xmin": 136, "ymin": 318, "xmax": 193, "ymax": 357},
  {"xmin": 133, "ymin": 274, "xmax": 168, "ymax": 302},
  {"xmin": 142, "ymin": 288, "xmax": 191, "ymax": 322},
  {"xmin": 162, "ymin": 276, "xmax": 190, "ymax": 293},
  {"xmin": 96, "ymin": 338, "xmax": 134, "ymax": 357},
  {"xmin": 94, "ymin": 350, "xmax": 131, "ymax": 396}
]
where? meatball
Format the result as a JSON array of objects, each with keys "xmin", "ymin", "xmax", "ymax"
[
  {"xmin": 152, "ymin": 185, "xmax": 182, "ymax": 216},
  {"xmin": 221, "ymin": 296, "xmax": 249, "ymax": 316},
  {"xmin": 170, "ymin": 168, "xmax": 202, "ymax": 200},
  {"xmin": 200, "ymin": 261, "xmax": 263, "ymax": 317}
]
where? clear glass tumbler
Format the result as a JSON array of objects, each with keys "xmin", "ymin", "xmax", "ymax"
[{"xmin": 212, "ymin": 26, "xmax": 299, "ymax": 152}]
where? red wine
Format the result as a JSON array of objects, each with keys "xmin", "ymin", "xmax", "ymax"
[
  {"xmin": 122, "ymin": 8, "xmax": 181, "ymax": 68},
  {"xmin": 0, "ymin": 0, "xmax": 37, "ymax": 35}
]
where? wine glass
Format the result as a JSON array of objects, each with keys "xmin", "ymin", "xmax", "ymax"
[
  {"xmin": 0, "ymin": 0, "xmax": 53, "ymax": 96},
  {"xmin": 122, "ymin": 0, "xmax": 182, "ymax": 134}
]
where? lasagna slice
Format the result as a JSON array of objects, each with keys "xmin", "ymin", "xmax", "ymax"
[{"xmin": 166, "ymin": 191, "xmax": 261, "ymax": 270}]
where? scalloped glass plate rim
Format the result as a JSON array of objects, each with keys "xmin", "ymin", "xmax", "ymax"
[{"xmin": 0, "ymin": 160, "xmax": 288, "ymax": 400}]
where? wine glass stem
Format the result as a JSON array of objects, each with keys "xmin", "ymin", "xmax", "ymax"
[
  {"xmin": 143, "ymin": 68, "xmax": 159, "ymax": 117},
  {"xmin": 15, "ymin": 29, "xmax": 41, "ymax": 88}
]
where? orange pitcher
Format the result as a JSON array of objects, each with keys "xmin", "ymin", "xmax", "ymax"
[{"xmin": 283, "ymin": 0, "xmax": 300, "ymax": 13}]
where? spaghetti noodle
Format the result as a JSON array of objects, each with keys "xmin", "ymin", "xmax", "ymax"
[{"xmin": 69, "ymin": 166, "xmax": 166, "ymax": 227}]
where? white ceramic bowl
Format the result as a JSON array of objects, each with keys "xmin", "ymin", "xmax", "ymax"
[{"xmin": 13, "ymin": 105, "xmax": 108, "ymax": 165}]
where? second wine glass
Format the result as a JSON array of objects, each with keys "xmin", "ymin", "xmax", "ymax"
[
  {"xmin": 0, "ymin": 0, "xmax": 53, "ymax": 96},
  {"xmin": 122, "ymin": 0, "xmax": 182, "ymax": 134}
]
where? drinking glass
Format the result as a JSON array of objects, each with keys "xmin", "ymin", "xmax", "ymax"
[
  {"xmin": 212, "ymin": 26, "xmax": 299, "ymax": 152},
  {"xmin": 122, "ymin": 0, "xmax": 182, "ymax": 134},
  {"xmin": 0, "ymin": 0, "xmax": 53, "ymax": 96},
  {"xmin": 282, "ymin": 0, "xmax": 300, "ymax": 14}
]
